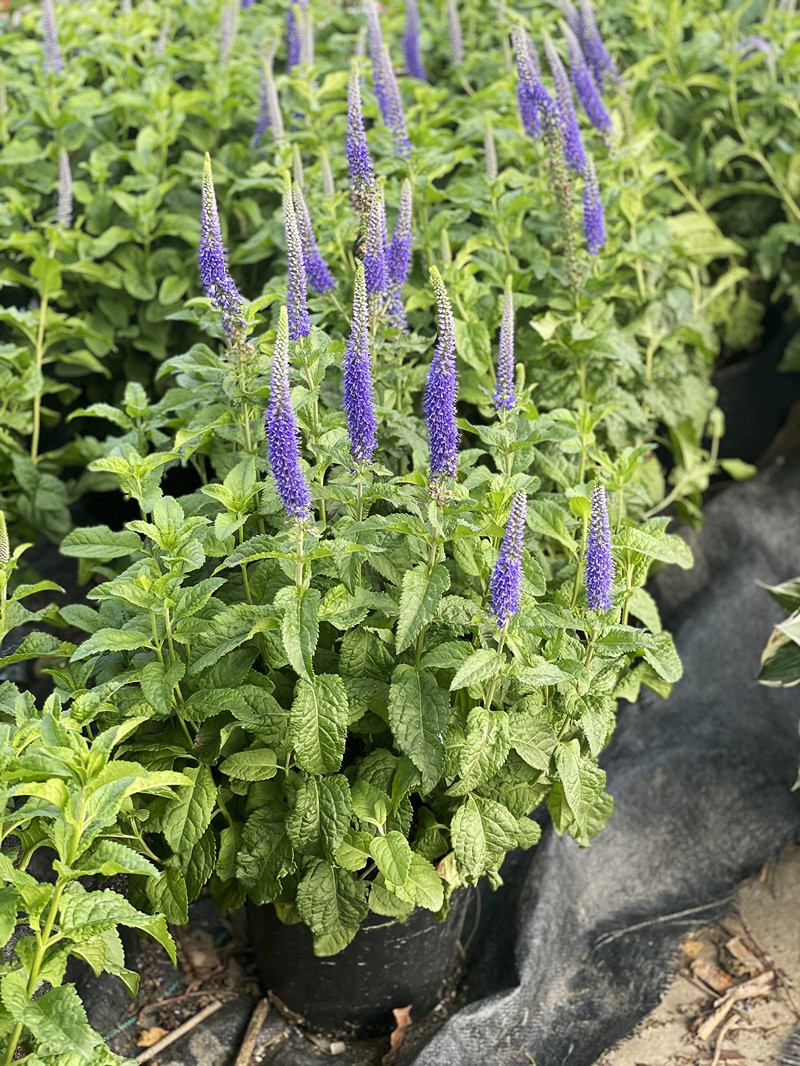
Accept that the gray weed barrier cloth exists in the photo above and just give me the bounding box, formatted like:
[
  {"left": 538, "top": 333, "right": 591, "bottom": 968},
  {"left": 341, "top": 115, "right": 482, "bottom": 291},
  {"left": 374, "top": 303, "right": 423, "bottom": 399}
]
[{"left": 83, "top": 455, "right": 800, "bottom": 1065}]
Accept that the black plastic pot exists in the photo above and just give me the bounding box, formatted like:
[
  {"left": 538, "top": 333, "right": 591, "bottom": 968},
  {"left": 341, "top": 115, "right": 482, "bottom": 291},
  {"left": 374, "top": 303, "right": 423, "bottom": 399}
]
[{"left": 248, "top": 890, "right": 472, "bottom": 1037}]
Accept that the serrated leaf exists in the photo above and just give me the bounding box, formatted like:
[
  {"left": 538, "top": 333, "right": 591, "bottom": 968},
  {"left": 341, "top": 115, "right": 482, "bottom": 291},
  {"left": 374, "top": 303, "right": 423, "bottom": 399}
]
[
  {"left": 287, "top": 774, "right": 352, "bottom": 859},
  {"left": 394, "top": 854, "right": 444, "bottom": 911},
  {"left": 641, "top": 631, "right": 683, "bottom": 683},
  {"left": 451, "top": 795, "right": 519, "bottom": 884},
  {"left": 449, "top": 648, "right": 501, "bottom": 691},
  {"left": 508, "top": 710, "right": 558, "bottom": 771},
  {"left": 296, "top": 860, "right": 368, "bottom": 956},
  {"left": 60, "top": 525, "right": 142, "bottom": 562},
  {"left": 146, "top": 866, "right": 188, "bottom": 925},
  {"left": 279, "top": 587, "right": 320, "bottom": 681},
  {"left": 57, "top": 887, "right": 175, "bottom": 963},
  {"left": 290, "top": 674, "right": 348, "bottom": 774},
  {"left": 395, "top": 564, "right": 450, "bottom": 654},
  {"left": 0, "top": 887, "right": 18, "bottom": 947},
  {"left": 0, "top": 974, "right": 98, "bottom": 1059},
  {"left": 554, "top": 742, "right": 606, "bottom": 831},
  {"left": 72, "top": 628, "right": 152, "bottom": 661},
  {"left": 450, "top": 707, "right": 511, "bottom": 793},
  {"left": 387, "top": 665, "right": 451, "bottom": 793},
  {"left": 370, "top": 830, "right": 413, "bottom": 886},
  {"left": 614, "top": 526, "right": 693, "bottom": 569},
  {"left": 78, "top": 841, "right": 158, "bottom": 879},
  {"left": 350, "top": 779, "right": 390, "bottom": 829},
  {"left": 161, "top": 765, "right": 216, "bottom": 860},
  {"left": 220, "top": 747, "right": 279, "bottom": 781},
  {"left": 140, "top": 659, "right": 185, "bottom": 716},
  {"left": 419, "top": 641, "right": 473, "bottom": 670},
  {"left": 335, "top": 829, "right": 373, "bottom": 871},
  {"left": 237, "top": 807, "right": 296, "bottom": 904}
]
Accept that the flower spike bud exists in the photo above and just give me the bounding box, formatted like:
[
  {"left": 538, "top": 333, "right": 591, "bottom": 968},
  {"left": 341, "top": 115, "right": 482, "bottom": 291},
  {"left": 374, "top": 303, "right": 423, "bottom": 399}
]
[
  {"left": 383, "top": 44, "right": 412, "bottom": 159},
  {"left": 0, "top": 511, "right": 9, "bottom": 566},
  {"left": 511, "top": 24, "right": 555, "bottom": 139},
  {"left": 484, "top": 116, "right": 498, "bottom": 182},
  {"left": 425, "top": 266, "right": 459, "bottom": 496},
  {"left": 266, "top": 306, "right": 312, "bottom": 522},
  {"left": 219, "top": 2, "right": 238, "bottom": 67},
  {"left": 446, "top": 0, "right": 464, "bottom": 67},
  {"left": 199, "top": 154, "right": 246, "bottom": 344},
  {"left": 292, "top": 145, "right": 305, "bottom": 191},
  {"left": 493, "top": 282, "right": 515, "bottom": 412},
  {"left": 366, "top": 2, "right": 411, "bottom": 158},
  {"left": 562, "top": 21, "right": 612, "bottom": 136},
  {"left": 155, "top": 9, "right": 171, "bottom": 55},
  {"left": 343, "top": 264, "right": 378, "bottom": 466},
  {"left": 320, "top": 147, "right": 335, "bottom": 200},
  {"left": 262, "top": 48, "right": 285, "bottom": 146},
  {"left": 300, "top": 4, "right": 314, "bottom": 67},
  {"left": 41, "top": 0, "right": 63, "bottom": 75},
  {"left": 585, "top": 484, "right": 615, "bottom": 610},
  {"left": 292, "top": 181, "right": 336, "bottom": 294},
  {"left": 57, "top": 149, "right": 72, "bottom": 230},
  {"left": 364, "top": 183, "right": 388, "bottom": 302},
  {"left": 578, "top": 0, "right": 618, "bottom": 88},
  {"left": 582, "top": 155, "right": 605, "bottom": 255},
  {"left": 403, "top": 0, "right": 427, "bottom": 81},
  {"left": 346, "top": 59, "right": 374, "bottom": 214},
  {"left": 544, "top": 33, "right": 587, "bottom": 174},
  {"left": 558, "top": 0, "right": 583, "bottom": 39},
  {"left": 283, "top": 173, "right": 310, "bottom": 341},
  {"left": 491, "top": 491, "right": 527, "bottom": 627},
  {"left": 387, "top": 179, "right": 413, "bottom": 331}
]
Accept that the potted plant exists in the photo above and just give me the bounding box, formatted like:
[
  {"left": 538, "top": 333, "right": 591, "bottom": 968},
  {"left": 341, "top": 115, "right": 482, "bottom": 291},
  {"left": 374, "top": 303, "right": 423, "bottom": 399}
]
[{"left": 33, "top": 157, "right": 692, "bottom": 1037}]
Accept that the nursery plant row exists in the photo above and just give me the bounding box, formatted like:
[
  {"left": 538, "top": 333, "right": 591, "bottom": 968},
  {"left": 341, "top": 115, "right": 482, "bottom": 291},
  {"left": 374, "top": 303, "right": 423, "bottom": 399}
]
[{"left": 0, "top": 0, "right": 797, "bottom": 1060}]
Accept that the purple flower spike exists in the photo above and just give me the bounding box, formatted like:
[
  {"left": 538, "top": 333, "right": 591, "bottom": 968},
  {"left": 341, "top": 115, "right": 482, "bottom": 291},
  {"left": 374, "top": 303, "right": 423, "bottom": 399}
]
[
  {"left": 387, "top": 179, "right": 413, "bottom": 331},
  {"left": 343, "top": 264, "right": 378, "bottom": 466},
  {"left": 241, "top": 0, "right": 256, "bottom": 8},
  {"left": 493, "top": 284, "right": 515, "bottom": 412},
  {"left": 253, "top": 66, "right": 272, "bottom": 146},
  {"left": 364, "top": 185, "right": 388, "bottom": 302},
  {"left": 562, "top": 22, "right": 612, "bottom": 136},
  {"left": 511, "top": 25, "right": 555, "bottom": 139},
  {"left": 199, "top": 154, "right": 246, "bottom": 344},
  {"left": 403, "top": 0, "right": 427, "bottom": 81},
  {"left": 582, "top": 155, "right": 604, "bottom": 255},
  {"left": 42, "top": 0, "right": 63, "bottom": 75},
  {"left": 346, "top": 60, "right": 374, "bottom": 214},
  {"left": 491, "top": 491, "right": 527, "bottom": 627},
  {"left": 286, "top": 0, "right": 307, "bottom": 73},
  {"left": 579, "top": 0, "right": 618, "bottom": 88},
  {"left": 558, "top": 0, "right": 583, "bottom": 39},
  {"left": 266, "top": 306, "right": 312, "bottom": 522},
  {"left": 585, "top": 485, "right": 615, "bottom": 610},
  {"left": 425, "top": 267, "right": 459, "bottom": 495},
  {"left": 544, "top": 34, "right": 587, "bottom": 174},
  {"left": 283, "top": 174, "right": 310, "bottom": 341},
  {"left": 57, "top": 149, "right": 72, "bottom": 230},
  {"left": 447, "top": 0, "right": 464, "bottom": 67},
  {"left": 292, "top": 182, "right": 336, "bottom": 294},
  {"left": 366, "top": 1, "right": 411, "bottom": 158}
]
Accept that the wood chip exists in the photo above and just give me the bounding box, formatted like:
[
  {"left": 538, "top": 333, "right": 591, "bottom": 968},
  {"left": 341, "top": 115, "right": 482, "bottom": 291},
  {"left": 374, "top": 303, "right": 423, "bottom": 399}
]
[
  {"left": 683, "top": 938, "right": 705, "bottom": 959},
  {"left": 725, "top": 936, "right": 763, "bottom": 975},
  {"left": 381, "top": 1005, "right": 413, "bottom": 1065},
  {"left": 691, "top": 957, "right": 735, "bottom": 995},
  {"left": 697, "top": 971, "right": 774, "bottom": 1042},
  {"left": 136, "top": 1027, "right": 169, "bottom": 1049}
]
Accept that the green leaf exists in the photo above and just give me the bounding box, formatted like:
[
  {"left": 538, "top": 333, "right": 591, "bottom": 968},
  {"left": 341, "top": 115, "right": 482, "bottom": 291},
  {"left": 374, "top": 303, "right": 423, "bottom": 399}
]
[
  {"left": 0, "top": 887, "right": 18, "bottom": 947},
  {"left": 419, "top": 641, "right": 473, "bottom": 670},
  {"left": 77, "top": 841, "right": 158, "bottom": 879},
  {"left": 395, "top": 854, "right": 444, "bottom": 911},
  {"left": 451, "top": 795, "right": 519, "bottom": 884},
  {"left": 640, "top": 631, "right": 682, "bottom": 683},
  {"left": 146, "top": 866, "right": 189, "bottom": 925},
  {"left": 387, "top": 665, "right": 451, "bottom": 792},
  {"left": 286, "top": 774, "right": 352, "bottom": 859},
  {"left": 220, "top": 747, "right": 280, "bottom": 781},
  {"left": 290, "top": 674, "right": 349, "bottom": 775},
  {"left": 60, "top": 525, "right": 142, "bottom": 562},
  {"left": 614, "top": 526, "right": 693, "bottom": 569},
  {"left": 335, "top": 829, "right": 373, "bottom": 871},
  {"left": 554, "top": 742, "right": 606, "bottom": 831},
  {"left": 279, "top": 587, "right": 320, "bottom": 681},
  {"left": 0, "top": 633, "right": 75, "bottom": 671},
  {"left": 350, "top": 779, "right": 389, "bottom": 829},
  {"left": 161, "top": 766, "right": 216, "bottom": 860},
  {"left": 296, "top": 860, "right": 368, "bottom": 956},
  {"left": 57, "top": 887, "right": 176, "bottom": 963},
  {"left": 0, "top": 974, "right": 98, "bottom": 1059},
  {"left": 140, "top": 659, "right": 185, "bottom": 716},
  {"left": 72, "top": 628, "right": 152, "bottom": 661},
  {"left": 370, "top": 830, "right": 413, "bottom": 886},
  {"left": 237, "top": 807, "right": 296, "bottom": 904},
  {"left": 508, "top": 708, "right": 558, "bottom": 771},
  {"left": 449, "top": 648, "right": 501, "bottom": 691},
  {"left": 450, "top": 707, "right": 511, "bottom": 793},
  {"left": 395, "top": 563, "right": 450, "bottom": 654}
]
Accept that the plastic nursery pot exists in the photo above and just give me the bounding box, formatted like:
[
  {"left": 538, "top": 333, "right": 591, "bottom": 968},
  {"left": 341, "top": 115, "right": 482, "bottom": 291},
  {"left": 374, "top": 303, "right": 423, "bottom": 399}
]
[{"left": 248, "top": 889, "right": 472, "bottom": 1037}]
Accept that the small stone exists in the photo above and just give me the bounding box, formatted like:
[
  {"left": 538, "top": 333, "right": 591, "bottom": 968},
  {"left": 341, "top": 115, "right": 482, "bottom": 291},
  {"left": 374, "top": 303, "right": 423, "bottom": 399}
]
[{"left": 329, "top": 1040, "right": 346, "bottom": 1055}]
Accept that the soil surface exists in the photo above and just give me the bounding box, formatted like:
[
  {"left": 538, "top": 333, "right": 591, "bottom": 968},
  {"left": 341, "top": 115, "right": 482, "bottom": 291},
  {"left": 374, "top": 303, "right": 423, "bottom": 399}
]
[{"left": 595, "top": 843, "right": 800, "bottom": 1066}]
